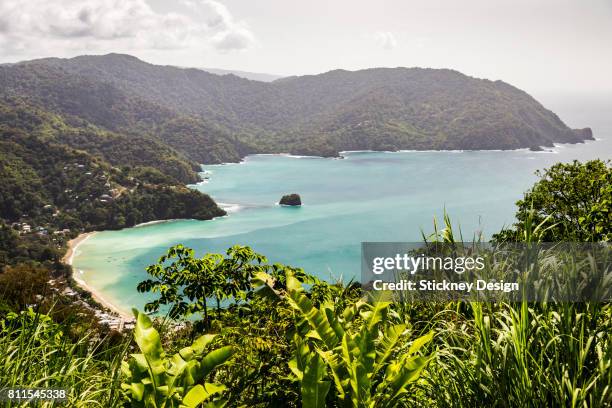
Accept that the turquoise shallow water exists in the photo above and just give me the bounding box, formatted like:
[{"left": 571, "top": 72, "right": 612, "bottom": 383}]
[{"left": 73, "top": 96, "right": 612, "bottom": 314}]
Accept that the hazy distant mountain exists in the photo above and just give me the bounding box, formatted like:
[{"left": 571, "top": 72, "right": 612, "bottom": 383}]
[
  {"left": 200, "top": 67, "right": 284, "bottom": 82},
  {"left": 0, "top": 53, "right": 593, "bottom": 168}
]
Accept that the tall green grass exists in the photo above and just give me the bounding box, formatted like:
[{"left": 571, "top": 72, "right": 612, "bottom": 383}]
[
  {"left": 0, "top": 309, "right": 129, "bottom": 407},
  {"left": 415, "top": 213, "right": 612, "bottom": 407}
]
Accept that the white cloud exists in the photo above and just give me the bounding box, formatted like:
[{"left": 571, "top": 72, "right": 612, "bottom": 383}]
[
  {"left": 212, "top": 29, "right": 255, "bottom": 52},
  {"left": 373, "top": 31, "right": 398, "bottom": 50},
  {"left": 184, "top": 0, "right": 256, "bottom": 52},
  {"left": 0, "top": 0, "right": 255, "bottom": 57}
]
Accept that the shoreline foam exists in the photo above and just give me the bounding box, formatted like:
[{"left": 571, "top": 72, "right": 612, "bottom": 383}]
[
  {"left": 204, "top": 138, "right": 602, "bottom": 166},
  {"left": 218, "top": 202, "right": 242, "bottom": 213}
]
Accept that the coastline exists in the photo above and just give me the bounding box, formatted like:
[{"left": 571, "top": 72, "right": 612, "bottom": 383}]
[
  {"left": 62, "top": 231, "right": 95, "bottom": 265},
  {"left": 61, "top": 137, "right": 603, "bottom": 322},
  {"left": 203, "top": 137, "right": 601, "bottom": 167},
  {"left": 62, "top": 215, "right": 232, "bottom": 320},
  {"left": 134, "top": 219, "right": 176, "bottom": 228},
  {"left": 63, "top": 232, "right": 133, "bottom": 320}
]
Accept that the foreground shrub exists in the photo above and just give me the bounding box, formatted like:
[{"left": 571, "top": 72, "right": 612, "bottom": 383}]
[
  {"left": 121, "top": 310, "right": 234, "bottom": 407},
  {"left": 255, "top": 271, "right": 435, "bottom": 407},
  {"left": 495, "top": 159, "right": 611, "bottom": 241}
]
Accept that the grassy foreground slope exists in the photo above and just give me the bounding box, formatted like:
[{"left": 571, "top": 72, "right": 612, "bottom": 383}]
[{"left": 0, "top": 160, "right": 610, "bottom": 407}]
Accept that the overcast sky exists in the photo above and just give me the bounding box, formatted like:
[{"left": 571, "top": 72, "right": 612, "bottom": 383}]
[{"left": 1, "top": 0, "right": 611, "bottom": 95}]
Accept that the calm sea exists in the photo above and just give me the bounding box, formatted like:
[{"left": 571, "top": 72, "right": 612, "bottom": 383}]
[{"left": 73, "top": 94, "right": 612, "bottom": 314}]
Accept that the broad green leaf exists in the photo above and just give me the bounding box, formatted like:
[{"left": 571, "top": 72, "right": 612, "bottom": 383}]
[
  {"left": 316, "top": 349, "right": 346, "bottom": 400},
  {"left": 375, "top": 324, "right": 406, "bottom": 372},
  {"left": 288, "top": 358, "right": 302, "bottom": 380},
  {"left": 133, "top": 310, "right": 166, "bottom": 390},
  {"left": 197, "top": 346, "right": 234, "bottom": 382},
  {"left": 306, "top": 329, "right": 323, "bottom": 341},
  {"left": 324, "top": 307, "right": 345, "bottom": 340},
  {"left": 121, "top": 361, "right": 132, "bottom": 378},
  {"left": 286, "top": 275, "right": 339, "bottom": 349},
  {"left": 130, "top": 382, "right": 145, "bottom": 401},
  {"left": 341, "top": 300, "right": 366, "bottom": 323},
  {"left": 189, "top": 334, "right": 217, "bottom": 355},
  {"left": 290, "top": 334, "right": 310, "bottom": 380},
  {"left": 301, "top": 353, "right": 331, "bottom": 408},
  {"left": 251, "top": 270, "right": 273, "bottom": 288},
  {"left": 133, "top": 310, "right": 164, "bottom": 362},
  {"left": 407, "top": 331, "right": 434, "bottom": 356},
  {"left": 362, "top": 301, "right": 389, "bottom": 333},
  {"left": 129, "top": 354, "right": 150, "bottom": 374},
  {"left": 156, "top": 385, "right": 169, "bottom": 396},
  {"left": 386, "top": 356, "right": 430, "bottom": 400},
  {"left": 182, "top": 383, "right": 226, "bottom": 407}
]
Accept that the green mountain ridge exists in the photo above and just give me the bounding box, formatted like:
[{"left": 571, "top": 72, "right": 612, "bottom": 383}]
[
  {"left": 0, "top": 59, "right": 246, "bottom": 177},
  {"left": 1, "top": 53, "right": 593, "bottom": 167}
]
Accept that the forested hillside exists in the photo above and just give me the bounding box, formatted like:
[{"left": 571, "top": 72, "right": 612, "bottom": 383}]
[
  {"left": 0, "top": 59, "right": 247, "bottom": 169},
  {"left": 0, "top": 126, "right": 225, "bottom": 269},
  {"left": 0, "top": 53, "right": 595, "bottom": 270},
  {"left": 1, "top": 54, "right": 593, "bottom": 163},
  {"left": 0, "top": 97, "right": 202, "bottom": 184}
]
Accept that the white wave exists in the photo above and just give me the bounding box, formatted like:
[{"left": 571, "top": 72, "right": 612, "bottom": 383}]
[
  {"left": 251, "top": 153, "right": 322, "bottom": 159},
  {"left": 134, "top": 219, "right": 175, "bottom": 228},
  {"left": 339, "top": 149, "right": 378, "bottom": 154},
  {"left": 284, "top": 154, "right": 319, "bottom": 159},
  {"left": 530, "top": 148, "right": 559, "bottom": 154},
  {"left": 206, "top": 160, "right": 246, "bottom": 166},
  {"left": 218, "top": 202, "right": 243, "bottom": 213}
]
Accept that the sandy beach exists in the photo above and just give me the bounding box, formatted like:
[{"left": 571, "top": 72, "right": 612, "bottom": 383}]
[
  {"left": 63, "top": 232, "right": 133, "bottom": 320},
  {"left": 62, "top": 232, "right": 95, "bottom": 265}
]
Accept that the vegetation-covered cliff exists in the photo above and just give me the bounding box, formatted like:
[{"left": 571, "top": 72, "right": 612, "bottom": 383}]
[
  {"left": 1, "top": 54, "right": 593, "bottom": 163},
  {"left": 0, "top": 126, "right": 225, "bottom": 269}
]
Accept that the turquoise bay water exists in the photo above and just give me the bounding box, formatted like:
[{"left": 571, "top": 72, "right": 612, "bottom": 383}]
[{"left": 73, "top": 96, "right": 612, "bottom": 314}]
